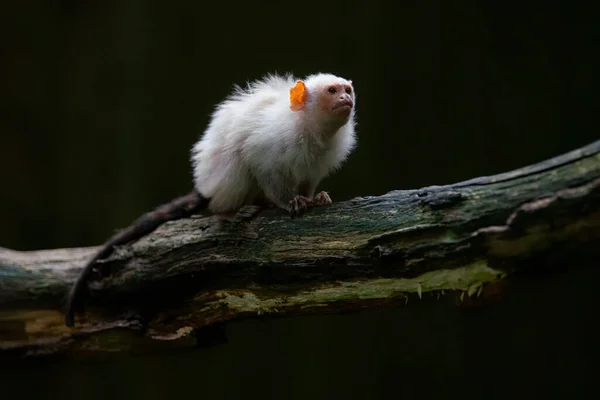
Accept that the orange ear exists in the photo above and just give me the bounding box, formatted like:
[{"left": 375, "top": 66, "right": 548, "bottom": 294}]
[{"left": 289, "top": 80, "right": 307, "bottom": 111}]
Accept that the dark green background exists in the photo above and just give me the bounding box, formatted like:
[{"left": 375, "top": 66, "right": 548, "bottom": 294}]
[{"left": 1, "top": 0, "right": 597, "bottom": 398}]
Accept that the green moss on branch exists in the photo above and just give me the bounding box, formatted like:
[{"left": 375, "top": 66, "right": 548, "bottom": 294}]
[{"left": 1, "top": 140, "right": 600, "bottom": 359}]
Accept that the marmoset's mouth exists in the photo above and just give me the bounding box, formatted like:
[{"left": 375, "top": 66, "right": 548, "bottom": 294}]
[{"left": 333, "top": 99, "right": 353, "bottom": 111}]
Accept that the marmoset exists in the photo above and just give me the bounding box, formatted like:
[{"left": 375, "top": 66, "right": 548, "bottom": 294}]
[{"left": 64, "top": 72, "right": 357, "bottom": 327}]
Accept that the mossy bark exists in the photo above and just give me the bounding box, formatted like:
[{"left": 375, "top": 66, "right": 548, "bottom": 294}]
[{"left": 1, "top": 140, "right": 600, "bottom": 359}]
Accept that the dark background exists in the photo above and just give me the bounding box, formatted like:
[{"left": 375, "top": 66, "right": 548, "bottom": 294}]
[{"left": 1, "top": 0, "right": 598, "bottom": 398}]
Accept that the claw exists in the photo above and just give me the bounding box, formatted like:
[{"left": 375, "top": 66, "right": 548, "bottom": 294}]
[
  {"left": 313, "top": 191, "right": 332, "bottom": 206},
  {"left": 289, "top": 195, "right": 312, "bottom": 218}
]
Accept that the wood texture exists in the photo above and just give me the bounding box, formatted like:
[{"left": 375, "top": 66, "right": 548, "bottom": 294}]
[{"left": 1, "top": 140, "right": 600, "bottom": 359}]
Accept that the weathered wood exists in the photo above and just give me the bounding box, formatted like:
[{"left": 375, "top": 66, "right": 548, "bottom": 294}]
[{"left": 1, "top": 140, "right": 600, "bottom": 359}]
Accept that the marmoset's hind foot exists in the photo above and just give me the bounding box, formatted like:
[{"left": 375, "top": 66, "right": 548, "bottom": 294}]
[
  {"left": 218, "top": 205, "right": 265, "bottom": 223},
  {"left": 313, "top": 191, "right": 332, "bottom": 206},
  {"left": 289, "top": 195, "right": 312, "bottom": 218}
]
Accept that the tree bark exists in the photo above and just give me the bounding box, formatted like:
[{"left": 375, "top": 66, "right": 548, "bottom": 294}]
[{"left": 2, "top": 140, "right": 600, "bottom": 359}]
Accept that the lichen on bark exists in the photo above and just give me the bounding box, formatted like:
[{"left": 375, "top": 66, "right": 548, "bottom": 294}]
[{"left": 1, "top": 140, "right": 600, "bottom": 359}]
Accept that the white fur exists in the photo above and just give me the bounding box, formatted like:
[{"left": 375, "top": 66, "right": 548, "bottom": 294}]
[{"left": 191, "top": 72, "right": 357, "bottom": 213}]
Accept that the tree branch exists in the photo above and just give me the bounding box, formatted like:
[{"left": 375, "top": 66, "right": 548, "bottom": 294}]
[{"left": 2, "top": 140, "right": 600, "bottom": 359}]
